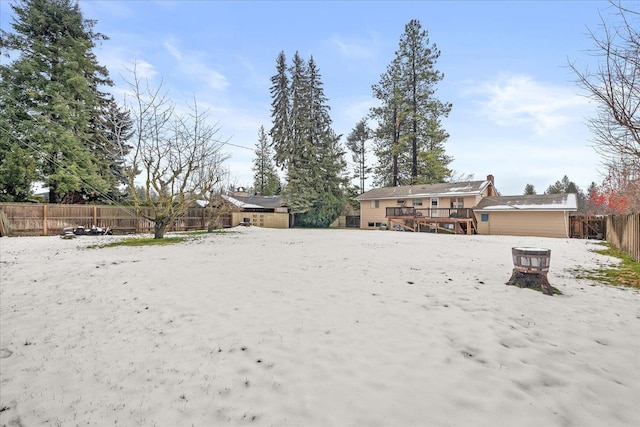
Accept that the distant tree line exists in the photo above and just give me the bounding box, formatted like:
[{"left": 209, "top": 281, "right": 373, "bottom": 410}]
[
  {"left": 522, "top": 174, "right": 630, "bottom": 215},
  {"left": 13, "top": 0, "right": 632, "bottom": 235},
  {"left": 1, "top": 0, "right": 457, "bottom": 229},
  {"left": 254, "top": 18, "right": 455, "bottom": 226}
]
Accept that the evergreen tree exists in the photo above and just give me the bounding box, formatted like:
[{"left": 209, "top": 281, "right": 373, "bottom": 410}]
[
  {"left": 346, "top": 118, "right": 371, "bottom": 194},
  {"left": 296, "top": 128, "right": 347, "bottom": 227},
  {"left": 269, "top": 51, "right": 290, "bottom": 170},
  {"left": 252, "top": 125, "right": 280, "bottom": 196},
  {"left": 0, "top": 85, "right": 38, "bottom": 201},
  {"left": 371, "top": 19, "right": 452, "bottom": 186},
  {"left": 523, "top": 183, "right": 537, "bottom": 195},
  {"left": 284, "top": 51, "right": 315, "bottom": 213},
  {"left": 545, "top": 175, "right": 586, "bottom": 211},
  {"left": 0, "top": 0, "right": 113, "bottom": 203},
  {"left": 89, "top": 96, "right": 134, "bottom": 202},
  {"left": 371, "top": 58, "right": 407, "bottom": 187},
  {"left": 268, "top": 52, "right": 347, "bottom": 226}
]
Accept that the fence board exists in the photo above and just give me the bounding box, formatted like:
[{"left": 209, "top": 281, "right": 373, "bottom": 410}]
[
  {"left": 606, "top": 214, "right": 640, "bottom": 262},
  {"left": 0, "top": 203, "right": 220, "bottom": 236}
]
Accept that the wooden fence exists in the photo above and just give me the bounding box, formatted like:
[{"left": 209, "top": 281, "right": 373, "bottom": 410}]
[
  {"left": 0, "top": 202, "right": 230, "bottom": 236},
  {"left": 606, "top": 214, "right": 640, "bottom": 262}
]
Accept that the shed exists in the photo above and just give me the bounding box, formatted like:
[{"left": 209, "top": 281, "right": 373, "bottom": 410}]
[
  {"left": 473, "top": 194, "right": 578, "bottom": 238},
  {"left": 221, "top": 195, "right": 290, "bottom": 228}
]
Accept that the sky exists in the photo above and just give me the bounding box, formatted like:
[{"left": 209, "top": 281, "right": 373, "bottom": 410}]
[{"left": 0, "top": 0, "right": 627, "bottom": 196}]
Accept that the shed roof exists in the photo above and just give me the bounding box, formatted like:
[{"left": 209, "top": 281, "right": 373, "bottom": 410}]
[
  {"left": 474, "top": 194, "right": 578, "bottom": 211},
  {"left": 355, "top": 180, "right": 491, "bottom": 201},
  {"left": 222, "top": 195, "right": 286, "bottom": 210}
]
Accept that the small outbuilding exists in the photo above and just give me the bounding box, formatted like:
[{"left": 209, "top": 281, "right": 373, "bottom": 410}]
[
  {"left": 473, "top": 194, "right": 578, "bottom": 238},
  {"left": 221, "top": 194, "right": 290, "bottom": 228}
]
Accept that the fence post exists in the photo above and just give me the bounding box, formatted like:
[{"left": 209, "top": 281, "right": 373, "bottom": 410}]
[
  {"left": 43, "top": 204, "right": 47, "bottom": 236},
  {"left": 93, "top": 205, "right": 97, "bottom": 226}
]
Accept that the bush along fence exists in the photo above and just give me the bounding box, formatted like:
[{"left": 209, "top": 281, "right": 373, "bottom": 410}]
[
  {"left": 606, "top": 214, "right": 640, "bottom": 262},
  {"left": 0, "top": 202, "right": 229, "bottom": 237}
]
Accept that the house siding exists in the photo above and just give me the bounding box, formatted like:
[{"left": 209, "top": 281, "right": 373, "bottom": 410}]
[
  {"left": 474, "top": 211, "right": 570, "bottom": 238},
  {"left": 231, "top": 212, "right": 289, "bottom": 228},
  {"left": 360, "top": 199, "right": 396, "bottom": 229},
  {"left": 359, "top": 194, "right": 486, "bottom": 229}
]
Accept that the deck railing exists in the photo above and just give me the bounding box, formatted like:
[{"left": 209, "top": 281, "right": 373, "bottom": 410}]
[{"left": 386, "top": 207, "right": 473, "bottom": 219}]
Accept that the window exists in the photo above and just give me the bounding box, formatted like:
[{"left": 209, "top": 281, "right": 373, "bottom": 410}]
[
  {"left": 481, "top": 213, "right": 489, "bottom": 222},
  {"left": 412, "top": 199, "right": 423, "bottom": 206},
  {"left": 450, "top": 197, "right": 464, "bottom": 208},
  {"left": 370, "top": 200, "right": 379, "bottom": 208},
  {"left": 431, "top": 198, "right": 438, "bottom": 207},
  {"left": 397, "top": 199, "right": 405, "bottom": 205}
]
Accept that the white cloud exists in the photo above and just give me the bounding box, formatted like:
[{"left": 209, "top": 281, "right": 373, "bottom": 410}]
[
  {"left": 163, "top": 40, "right": 182, "bottom": 61},
  {"left": 462, "top": 74, "right": 591, "bottom": 135},
  {"left": 162, "top": 39, "right": 229, "bottom": 91},
  {"left": 328, "top": 34, "right": 377, "bottom": 60},
  {"left": 131, "top": 59, "right": 157, "bottom": 80}
]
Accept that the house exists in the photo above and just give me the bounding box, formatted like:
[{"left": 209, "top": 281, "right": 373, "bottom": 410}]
[
  {"left": 473, "top": 193, "right": 578, "bottom": 238},
  {"left": 355, "top": 175, "right": 497, "bottom": 233},
  {"left": 220, "top": 194, "right": 290, "bottom": 228}
]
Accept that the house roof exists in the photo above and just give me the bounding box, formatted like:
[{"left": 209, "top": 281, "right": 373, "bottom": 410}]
[
  {"left": 355, "top": 180, "right": 492, "bottom": 201},
  {"left": 474, "top": 194, "right": 578, "bottom": 211},
  {"left": 222, "top": 195, "right": 286, "bottom": 209}
]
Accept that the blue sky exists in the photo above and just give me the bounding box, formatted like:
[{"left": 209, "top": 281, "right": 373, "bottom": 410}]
[{"left": 0, "top": 0, "right": 622, "bottom": 195}]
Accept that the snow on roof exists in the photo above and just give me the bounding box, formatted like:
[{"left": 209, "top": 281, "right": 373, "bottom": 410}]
[
  {"left": 222, "top": 195, "right": 264, "bottom": 209},
  {"left": 475, "top": 194, "right": 577, "bottom": 211},
  {"left": 355, "top": 180, "right": 491, "bottom": 201}
]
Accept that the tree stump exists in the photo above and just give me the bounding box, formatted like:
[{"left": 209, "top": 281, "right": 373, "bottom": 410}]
[{"left": 506, "top": 268, "right": 554, "bottom": 296}]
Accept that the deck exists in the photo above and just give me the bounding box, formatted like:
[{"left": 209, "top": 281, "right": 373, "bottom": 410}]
[{"left": 385, "top": 207, "right": 476, "bottom": 234}]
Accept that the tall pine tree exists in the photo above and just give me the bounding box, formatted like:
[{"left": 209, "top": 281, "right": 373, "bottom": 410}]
[
  {"left": 371, "top": 19, "right": 452, "bottom": 186},
  {"left": 269, "top": 51, "right": 291, "bottom": 170},
  {"left": 0, "top": 0, "right": 114, "bottom": 203},
  {"left": 371, "top": 58, "right": 407, "bottom": 187}
]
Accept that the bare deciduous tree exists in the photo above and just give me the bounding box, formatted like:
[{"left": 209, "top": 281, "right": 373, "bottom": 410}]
[
  {"left": 125, "top": 65, "right": 229, "bottom": 238},
  {"left": 570, "top": 1, "right": 639, "bottom": 212}
]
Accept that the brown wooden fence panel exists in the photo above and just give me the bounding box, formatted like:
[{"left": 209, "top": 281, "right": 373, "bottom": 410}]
[
  {"left": 0, "top": 203, "right": 45, "bottom": 235},
  {"left": 0, "top": 203, "right": 215, "bottom": 236},
  {"left": 606, "top": 214, "right": 640, "bottom": 262},
  {"left": 45, "top": 205, "right": 94, "bottom": 235},
  {"left": 95, "top": 205, "right": 139, "bottom": 233}
]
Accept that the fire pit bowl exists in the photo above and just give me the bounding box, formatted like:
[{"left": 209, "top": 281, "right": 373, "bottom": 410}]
[{"left": 511, "top": 247, "right": 551, "bottom": 274}]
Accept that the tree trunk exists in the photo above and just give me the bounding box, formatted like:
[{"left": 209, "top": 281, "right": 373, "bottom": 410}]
[
  {"left": 154, "top": 220, "right": 168, "bottom": 239},
  {"left": 393, "top": 107, "right": 399, "bottom": 187},
  {"left": 392, "top": 154, "right": 398, "bottom": 187},
  {"left": 506, "top": 269, "right": 554, "bottom": 296},
  {"left": 49, "top": 185, "right": 59, "bottom": 204},
  {"left": 360, "top": 156, "right": 365, "bottom": 194}
]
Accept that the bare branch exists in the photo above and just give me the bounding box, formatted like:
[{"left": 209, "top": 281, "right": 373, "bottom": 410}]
[{"left": 122, "top": 66, "right": 230, "bottom": 237}]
